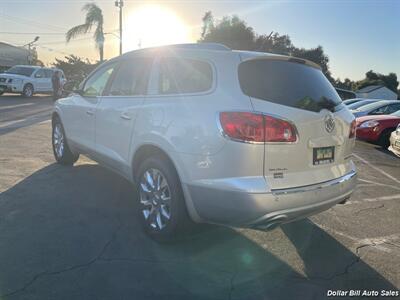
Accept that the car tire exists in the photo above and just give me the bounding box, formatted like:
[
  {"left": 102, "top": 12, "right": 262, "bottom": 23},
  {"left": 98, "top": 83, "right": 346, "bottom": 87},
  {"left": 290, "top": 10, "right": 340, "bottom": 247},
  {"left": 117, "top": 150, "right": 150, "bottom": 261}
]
[
  {"left": 52, "top": 117, "right": 79, "bottom": 165},
  {"left": 136, "top": 156, "right": 193, "bottom": 242},
  {"left": 378, "top": 129, "right": 394, "bottom": 148},
  {"left": 22, "top": 84, "right": 34, "bottom": 97}
]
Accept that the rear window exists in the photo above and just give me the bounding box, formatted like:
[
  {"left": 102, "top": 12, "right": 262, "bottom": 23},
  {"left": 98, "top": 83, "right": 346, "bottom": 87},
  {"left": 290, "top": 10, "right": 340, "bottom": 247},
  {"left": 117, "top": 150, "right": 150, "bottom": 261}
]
[
  {"left": 158, "top": 58, "right": 213, "bottom": 94},
  {"left": 238, "top": 59, "right": 343, "bottom": 112}
]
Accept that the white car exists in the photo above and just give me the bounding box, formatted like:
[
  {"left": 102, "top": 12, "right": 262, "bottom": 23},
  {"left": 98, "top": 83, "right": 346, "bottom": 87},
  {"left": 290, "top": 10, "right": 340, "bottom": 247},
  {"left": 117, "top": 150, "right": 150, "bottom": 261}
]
[
  {"left": 52, "top": 43, "right": 357, "bottom": 242},
  {"left": 0, "top": 65, "right": 66, "bottom": 97}
]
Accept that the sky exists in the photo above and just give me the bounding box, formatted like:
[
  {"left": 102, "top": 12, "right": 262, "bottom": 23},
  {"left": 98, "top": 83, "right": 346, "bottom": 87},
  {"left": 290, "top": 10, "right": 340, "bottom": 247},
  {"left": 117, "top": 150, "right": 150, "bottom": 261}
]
[{"left": 0, "top": 0, "right": 399, "bottom": 81}]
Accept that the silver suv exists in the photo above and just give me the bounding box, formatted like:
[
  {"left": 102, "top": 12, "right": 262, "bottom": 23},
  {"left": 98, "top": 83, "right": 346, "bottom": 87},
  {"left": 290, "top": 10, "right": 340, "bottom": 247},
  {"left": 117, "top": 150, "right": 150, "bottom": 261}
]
[
  {"left": 52, "top": 43, "right": 357, "bottom": 241},
  {"left": 0, "top": 65, "right": 65, "bottom": 97}
]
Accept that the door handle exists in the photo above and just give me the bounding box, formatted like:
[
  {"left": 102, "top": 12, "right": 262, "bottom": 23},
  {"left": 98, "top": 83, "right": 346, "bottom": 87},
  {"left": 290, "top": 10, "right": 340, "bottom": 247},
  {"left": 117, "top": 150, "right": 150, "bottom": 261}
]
[
  {"left": 120, "top": 112, "right": 132, "bottom": 120},
  {"left": 86, "top": 110, "right": 94, "bottom": 116}
]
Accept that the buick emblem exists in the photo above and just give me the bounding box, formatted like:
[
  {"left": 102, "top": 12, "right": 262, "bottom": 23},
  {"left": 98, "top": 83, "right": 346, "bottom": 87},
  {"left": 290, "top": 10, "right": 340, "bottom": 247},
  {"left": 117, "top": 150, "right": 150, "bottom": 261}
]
[{"left": 324, "top": 114, "right": 335, "bottom": 133}]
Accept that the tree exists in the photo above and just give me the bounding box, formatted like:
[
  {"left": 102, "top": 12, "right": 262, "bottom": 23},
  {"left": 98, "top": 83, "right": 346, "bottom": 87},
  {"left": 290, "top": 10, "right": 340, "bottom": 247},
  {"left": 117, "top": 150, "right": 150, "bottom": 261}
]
[
  {"left": 199, "top": 15, "right": 255, "bottom": 50},
  {"left": 199, "top": 12, "right": 334, "bottom": 82},
  {"left": 53, "top": 55, "right": 100, "bottom": 85},
  {"left": 355, "top": 70, "right": 399, "bottom": 93},
  {"left": 201, "top": 11, "right": 214, "bottom": 39},
  {"left": 291, "top": 46, "right": 334, "bottom": 82},
  {"left": 66, "top": 3, "right": 105, "bottom": 61}
]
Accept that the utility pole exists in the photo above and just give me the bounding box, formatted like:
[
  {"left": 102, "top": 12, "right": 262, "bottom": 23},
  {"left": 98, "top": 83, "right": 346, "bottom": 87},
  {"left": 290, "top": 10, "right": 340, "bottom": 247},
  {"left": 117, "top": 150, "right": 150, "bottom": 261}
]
[{"left": 115, "top": 0, "right": 124, "bottom": 55}]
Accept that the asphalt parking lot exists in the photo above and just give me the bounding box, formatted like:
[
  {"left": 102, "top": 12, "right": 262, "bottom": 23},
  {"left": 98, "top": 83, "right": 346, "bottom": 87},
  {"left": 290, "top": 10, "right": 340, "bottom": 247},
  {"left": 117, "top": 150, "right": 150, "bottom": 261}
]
[{"left": 0, "top": 94, "right": 399, "bottom": 300}]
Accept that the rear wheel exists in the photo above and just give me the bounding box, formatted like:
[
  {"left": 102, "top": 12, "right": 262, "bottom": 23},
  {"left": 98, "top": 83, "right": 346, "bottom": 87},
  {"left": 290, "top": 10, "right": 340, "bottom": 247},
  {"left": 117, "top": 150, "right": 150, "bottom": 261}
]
[
  {"left": 136, "top": 156, "right": 192, "bottom": 242},
  {"left": 52, "top": 117, "right": 79, "bottom": 165},
  {"left": 378, "top": 129, "right": 394, "bottom": 148},
  {"left": 22, "top": 84, "right": 33, "bottom": 97}
]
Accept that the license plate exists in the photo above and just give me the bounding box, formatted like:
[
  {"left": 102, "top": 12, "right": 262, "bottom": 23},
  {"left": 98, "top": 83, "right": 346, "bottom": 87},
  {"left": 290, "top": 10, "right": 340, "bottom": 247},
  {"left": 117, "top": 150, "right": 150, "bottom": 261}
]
[{"left": 313, "top": 146, "right": 335, "bottom": 165}]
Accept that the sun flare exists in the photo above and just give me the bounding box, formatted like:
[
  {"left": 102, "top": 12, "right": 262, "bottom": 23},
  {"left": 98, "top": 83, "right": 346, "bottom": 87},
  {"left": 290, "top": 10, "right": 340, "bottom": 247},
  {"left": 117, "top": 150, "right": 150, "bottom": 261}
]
[{"left": 124, "top": 5, "right": 190, "bottom": 51}]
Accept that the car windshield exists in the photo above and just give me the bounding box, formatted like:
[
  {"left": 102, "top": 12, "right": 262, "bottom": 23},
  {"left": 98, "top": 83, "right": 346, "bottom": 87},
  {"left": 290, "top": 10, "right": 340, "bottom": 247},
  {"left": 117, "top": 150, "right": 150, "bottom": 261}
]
[
  {"left": 5, "top": 66, "right": 35, "bottom": 77},
  {"left": 347, "top": 100, "right": 378, "bottom": 110},
  {"left": 238, "top": 59, "right": 343, "bottom": 112},
  {"left": 356, "top": 101, "right": 390, "bottom": 112}
]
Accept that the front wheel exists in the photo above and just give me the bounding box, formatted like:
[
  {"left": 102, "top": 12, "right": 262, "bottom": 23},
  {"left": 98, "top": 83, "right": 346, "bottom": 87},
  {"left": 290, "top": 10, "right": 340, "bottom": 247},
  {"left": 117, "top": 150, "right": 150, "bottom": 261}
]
[
  {"left": 136, "top": 156, "right": 192, "bottom": 242},
  {"left": 22, "top": 84, "right": 34, "bottom": 97},
  {"left": 52, "top": 118, "right": 79, "bottom": 165}
]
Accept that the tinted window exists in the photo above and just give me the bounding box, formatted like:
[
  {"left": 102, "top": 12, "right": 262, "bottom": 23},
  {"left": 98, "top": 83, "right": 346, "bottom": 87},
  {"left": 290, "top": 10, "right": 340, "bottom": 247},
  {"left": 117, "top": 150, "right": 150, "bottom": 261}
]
[
  {"left": 108, "top": 58, "right": 152, "bottom": 96},
  {"left": 158, "top": 58, "right": 212, "bottom": 94},
  {"left": 387, "top": 103, "right": 400, "bottom": 114},
  {"left": 357, "top": 101, "right": 390, "bottom": 112},
  {"left": 44, "top": 70, "right": 53, "bottom": 78},
  {"left": 5, "top": 66, "right": 35, "bottom": 77},
  {"left": 34, "top": 69, "right": 45, "bottom": 78},
  {"left": 83, "top": 63, "right": 116, "bottom": 97},
  {"left": 238, "top": 59, "right": 343, "bottom": 112},
  {"left": 347, "top": 100, "right": 377, "bottom": 110}
]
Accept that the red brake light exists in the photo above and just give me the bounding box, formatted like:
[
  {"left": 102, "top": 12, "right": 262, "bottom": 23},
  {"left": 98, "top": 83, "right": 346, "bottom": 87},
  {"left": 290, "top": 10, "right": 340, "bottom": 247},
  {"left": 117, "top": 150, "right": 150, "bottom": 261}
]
[
  {"left": 349, "top": 120, "right": 356, "bottom": 138},
  {"left": 264, "top": 115, "right": 297, "bottom": 142},
  {"left": 219, "top": 112, "right": 264, "bottom": 142},
  {"left": 219, "top": 112, "right": 297, "bottom": 143}
]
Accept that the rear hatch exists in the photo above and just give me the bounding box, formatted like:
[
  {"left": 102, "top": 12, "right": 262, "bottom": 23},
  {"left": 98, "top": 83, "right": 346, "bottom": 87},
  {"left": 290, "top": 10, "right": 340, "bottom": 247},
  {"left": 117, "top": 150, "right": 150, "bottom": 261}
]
[{"left": 238, "top": 56, "right": 355, "bottom": 189}]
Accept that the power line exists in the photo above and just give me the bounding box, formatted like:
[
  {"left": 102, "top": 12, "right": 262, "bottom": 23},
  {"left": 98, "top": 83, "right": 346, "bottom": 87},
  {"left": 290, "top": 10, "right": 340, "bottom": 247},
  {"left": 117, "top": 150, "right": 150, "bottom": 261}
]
[
  {"left": 0, "top": 32, "right": 66, "bottom": 35},
  {"left": 0, "top": 12, "right": 67, "bottom": 32}
]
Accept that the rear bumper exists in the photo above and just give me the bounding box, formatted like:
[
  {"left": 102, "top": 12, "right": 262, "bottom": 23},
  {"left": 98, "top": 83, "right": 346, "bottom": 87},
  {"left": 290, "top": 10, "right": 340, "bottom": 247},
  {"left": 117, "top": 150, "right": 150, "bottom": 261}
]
[
  {"left": 389, "top": 131, "right": 400, "bottom": 157},
  {"left": 186, "top": 170, "right": 357, "bottom": 228}
]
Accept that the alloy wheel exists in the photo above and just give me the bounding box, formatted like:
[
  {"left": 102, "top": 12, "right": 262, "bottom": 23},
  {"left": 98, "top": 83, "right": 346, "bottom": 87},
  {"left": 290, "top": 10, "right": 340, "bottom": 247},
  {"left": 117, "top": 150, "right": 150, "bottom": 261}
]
[
  {"left": 53, "top": 123, "right": 64, "bottom": 158},
  {"left": 139, "top": 168, "right": 171, "bottom": 230}
]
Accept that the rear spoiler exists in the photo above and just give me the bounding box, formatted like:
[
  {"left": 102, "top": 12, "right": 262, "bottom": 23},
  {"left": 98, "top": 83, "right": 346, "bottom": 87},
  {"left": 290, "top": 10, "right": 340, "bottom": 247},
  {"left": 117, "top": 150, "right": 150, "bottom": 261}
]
[{"left": 242, "top": 54, "right": 322, "bottom": 70}]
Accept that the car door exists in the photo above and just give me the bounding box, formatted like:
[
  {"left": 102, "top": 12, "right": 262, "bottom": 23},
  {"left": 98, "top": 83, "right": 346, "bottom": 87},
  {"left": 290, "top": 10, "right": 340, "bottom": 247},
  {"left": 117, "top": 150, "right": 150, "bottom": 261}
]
[
  {"left": 33, "top": 69, "right": 46, "bottom": 91},
  {"left": 95, "top": 57, "right": 153, "bottom": 176},
  {"left": 43, "top": 69, "right": 54, "bottom": 91},
  {"left": 63, "top": 62, "right": 117, "bottom": 153}
]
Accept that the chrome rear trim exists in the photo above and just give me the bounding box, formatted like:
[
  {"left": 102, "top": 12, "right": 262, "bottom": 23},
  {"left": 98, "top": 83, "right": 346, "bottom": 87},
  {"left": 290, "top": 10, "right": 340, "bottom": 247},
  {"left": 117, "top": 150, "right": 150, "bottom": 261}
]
[{"left": 271, "top": 170, "right": 357, "bottom": 196}]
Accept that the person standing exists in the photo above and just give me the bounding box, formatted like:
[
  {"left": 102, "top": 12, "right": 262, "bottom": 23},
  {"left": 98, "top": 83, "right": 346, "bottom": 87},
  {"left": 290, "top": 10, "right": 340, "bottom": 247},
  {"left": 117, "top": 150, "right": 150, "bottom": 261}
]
[{"left": 52, "top": 70, "right": 61, "bottom": 101}]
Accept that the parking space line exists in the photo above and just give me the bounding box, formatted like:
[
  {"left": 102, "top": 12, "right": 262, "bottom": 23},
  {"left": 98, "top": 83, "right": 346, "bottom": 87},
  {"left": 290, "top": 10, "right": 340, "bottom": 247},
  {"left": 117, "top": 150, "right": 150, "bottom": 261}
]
[
  {"left": 346, "top": 194, "right": 400, "bottom": 205},
  {"left": 315, "top": 222, "right": 400, "bottom": 253},
  {"left": 358, "top": 178, "right": 400, "bottom": 191},
  {"left": 353, "top": 153, "right": 400, "bottom": 185},
  {"left": 0, "top": 103, "right": 35, "bottom": 111}
]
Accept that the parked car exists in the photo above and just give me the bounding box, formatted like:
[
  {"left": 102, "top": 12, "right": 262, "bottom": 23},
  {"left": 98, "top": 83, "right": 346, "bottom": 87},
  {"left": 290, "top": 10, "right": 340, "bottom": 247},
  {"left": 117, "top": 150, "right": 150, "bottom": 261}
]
[
  {"left": 351, "top": 100, "right": 400, "bottom": 118},
  {"left": 347, "top": 99, "right": 381, "bottom": 110},
  {"left": 389, "top": 124, "right": 400, "bottom": 157},
  {"left": 52, "top": 43, "right": 357, "bottom": 241},
  {"left": 0, "top": 65, "right": 66, "bottom": 97},
  {"left": 356, "top": 110, "right": 400, "bottom": 147},
  {"left": 343, "top": 98, "right": 366, "bottom": 106}
]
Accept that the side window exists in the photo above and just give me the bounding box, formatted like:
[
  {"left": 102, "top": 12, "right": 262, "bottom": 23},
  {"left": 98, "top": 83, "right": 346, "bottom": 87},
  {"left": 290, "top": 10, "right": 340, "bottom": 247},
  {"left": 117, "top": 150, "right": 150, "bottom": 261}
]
[
  {"left": 370, "top": 105, "right": 388, "bottom": 115},
  {"left": 387, "top": 104, "right": 400, "bottom": 114},
  {"left": 158, "top": 58, "right": 213, "bottom": 94},
  {"left": 44, "top": 70, "right": 53, "bottom": 78},
  {"left": 83, "top": 63, "right": 116, "bottom": 97},
  {"left": 34, "top": 69, "right": 45, "bottom": 78},
  {"left": 108, "top": 58, "right": 153, "bottom": 96}
]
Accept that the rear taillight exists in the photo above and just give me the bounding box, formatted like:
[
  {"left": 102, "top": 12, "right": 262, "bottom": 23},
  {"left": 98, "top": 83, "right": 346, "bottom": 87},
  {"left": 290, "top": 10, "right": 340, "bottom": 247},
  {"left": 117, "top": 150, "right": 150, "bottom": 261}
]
[
  {"left": 349, "top": 120, "right": 356, "bottom": 138},
  {"left": 219, "top": 112, "right": 297, "bottom": 143}
]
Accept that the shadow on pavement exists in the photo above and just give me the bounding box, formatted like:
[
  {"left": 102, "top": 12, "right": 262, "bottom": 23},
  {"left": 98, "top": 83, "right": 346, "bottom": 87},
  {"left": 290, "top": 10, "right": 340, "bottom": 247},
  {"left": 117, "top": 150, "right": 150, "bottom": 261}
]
[{"left": 0, "top": 163, "right": 396, "bottom": 299}]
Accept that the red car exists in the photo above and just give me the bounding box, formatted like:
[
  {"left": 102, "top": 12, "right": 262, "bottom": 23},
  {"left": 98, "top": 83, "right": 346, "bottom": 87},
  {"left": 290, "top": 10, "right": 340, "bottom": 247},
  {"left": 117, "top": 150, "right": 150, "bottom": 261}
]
[{"left": 356, "top": 110, "right": 400, "bottom": 147}]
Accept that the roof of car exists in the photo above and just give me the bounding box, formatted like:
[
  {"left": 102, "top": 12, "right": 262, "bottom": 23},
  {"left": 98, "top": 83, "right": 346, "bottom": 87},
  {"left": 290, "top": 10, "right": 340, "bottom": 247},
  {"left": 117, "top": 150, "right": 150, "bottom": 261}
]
[{"left": 119, "top": 43, "right": 321, "bottom": 70}]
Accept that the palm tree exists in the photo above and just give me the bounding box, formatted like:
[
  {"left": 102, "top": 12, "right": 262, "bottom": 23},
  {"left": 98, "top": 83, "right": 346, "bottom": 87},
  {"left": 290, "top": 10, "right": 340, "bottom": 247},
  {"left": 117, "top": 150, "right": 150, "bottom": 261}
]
[{"left": 66, "top": 3, "right": 105, "bottom": 61}]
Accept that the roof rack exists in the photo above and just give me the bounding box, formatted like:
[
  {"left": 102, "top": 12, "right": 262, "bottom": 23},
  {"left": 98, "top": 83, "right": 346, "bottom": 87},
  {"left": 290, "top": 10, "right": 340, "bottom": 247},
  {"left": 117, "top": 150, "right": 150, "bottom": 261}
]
[{"left": 162, "top": 43, "right": 231, "bottom": 51}]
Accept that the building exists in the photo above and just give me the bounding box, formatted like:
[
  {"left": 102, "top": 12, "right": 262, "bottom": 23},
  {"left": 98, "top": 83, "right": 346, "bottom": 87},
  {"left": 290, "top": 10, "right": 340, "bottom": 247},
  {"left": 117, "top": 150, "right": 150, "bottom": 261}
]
[
  {"left": 0, "top": 42, "right": 31, "bottom": 71},
  {"left": 356, "top": 85, "right": 398, "bottom": 100},
  {"left": 335, "top": 87, "right": 357, "bottom": 100}
]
